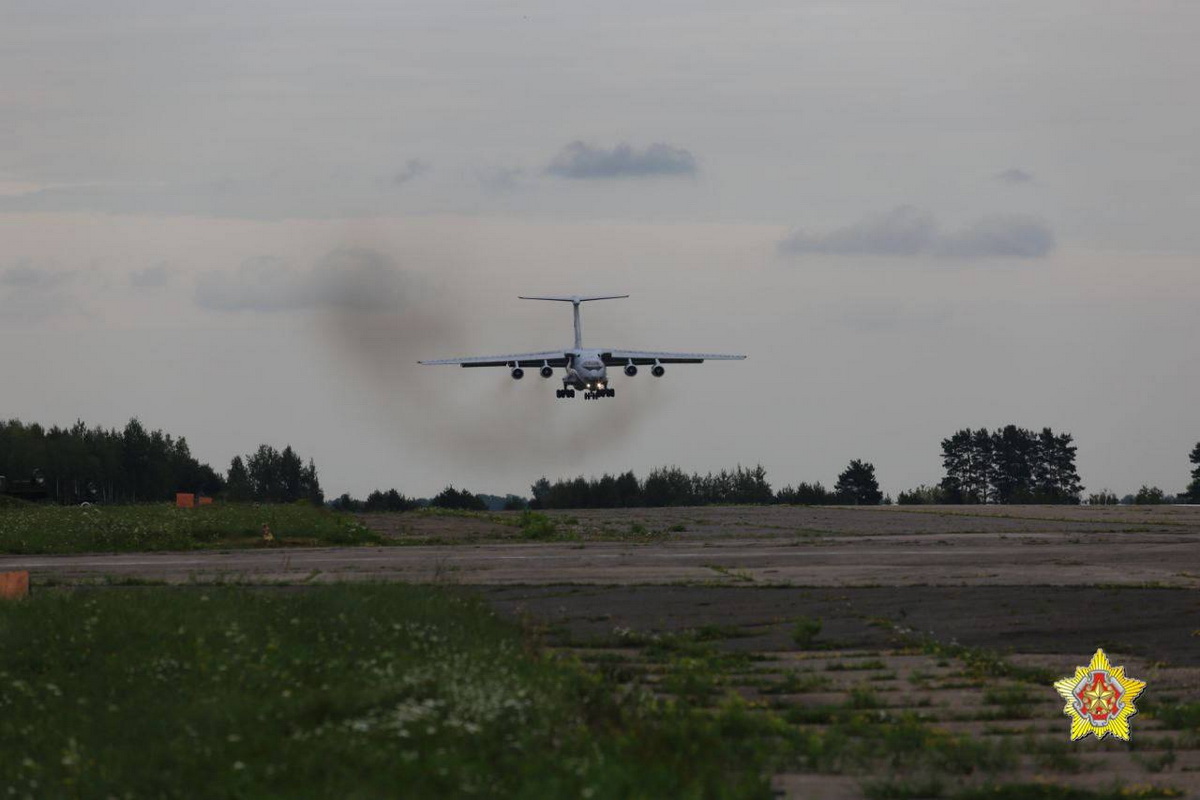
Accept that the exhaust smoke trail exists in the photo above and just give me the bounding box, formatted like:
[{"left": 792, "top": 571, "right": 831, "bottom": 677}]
[{"left": 319, "top": 248, "right": 660, "bottom": 475}]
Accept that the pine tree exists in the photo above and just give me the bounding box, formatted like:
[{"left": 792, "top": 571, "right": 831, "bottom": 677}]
[
  {"left": 226, "top": 456, "right": 252, "bottom": 501},
  {"left": 834, "top": 459, "right": 882, "bottom": 505},
  {"left": 1187, "top": 442, "right": 1200, "bottom": 503},
  {"left": 939, "top": 429, "right": 972, "bottom": 503}
]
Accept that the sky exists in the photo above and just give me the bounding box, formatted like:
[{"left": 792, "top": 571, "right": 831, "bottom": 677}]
[{"left": 2, "top": 0, "right": 1197, "bottom": 499}]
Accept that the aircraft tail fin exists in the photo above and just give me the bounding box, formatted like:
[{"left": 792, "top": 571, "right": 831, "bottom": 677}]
[{"left": 518, "top": 295, "right": 628, "bottom": 348}]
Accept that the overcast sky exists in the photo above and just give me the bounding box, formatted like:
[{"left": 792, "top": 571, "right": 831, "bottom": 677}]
[{"left": 2, "top": 0, "right": 1197, "bottom": 498}]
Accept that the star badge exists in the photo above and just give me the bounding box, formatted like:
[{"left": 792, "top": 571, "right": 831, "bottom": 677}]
[{"left": 1053, "top": 648, "right": 1146, "bottom": 741}]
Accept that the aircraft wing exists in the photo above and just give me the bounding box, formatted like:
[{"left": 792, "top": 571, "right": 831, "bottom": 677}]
[
  {"left": 419, "top": 350, "right": 570, "bottom": 368},
  {"left": 601, "top": 350, "right": 747, "bottom": 365}
]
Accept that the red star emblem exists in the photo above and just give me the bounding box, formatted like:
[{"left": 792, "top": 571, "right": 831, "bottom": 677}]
[{"left": 1075, "top": 671, "right": 1122, "bottom": 723}]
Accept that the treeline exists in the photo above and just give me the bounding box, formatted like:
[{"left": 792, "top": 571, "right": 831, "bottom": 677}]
[
  {"left": 225, "top": 445, "right": 323, "bottom": 505},
  {"left": 529, "top": 461, "right": 884, "bottom": 509},
  {"left": 1189, "top": 442, "right": 1200, "bottom": 502},
  {"left": 0, "top": 419, "right": 223, "bottom": 503},
  {"left": 330, "top": 486, "right": 525, "bottom": 512},
  {"left": 935, "top": 425, "right": 1083, "bottom": 504},
  {"left": 0, "top": 418, "right": 323, "bottom": 506}
]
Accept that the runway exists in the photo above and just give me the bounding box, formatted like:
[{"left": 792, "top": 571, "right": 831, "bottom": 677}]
[{"left": 6, "top": 528, "right": 1200, "bottom": 587}]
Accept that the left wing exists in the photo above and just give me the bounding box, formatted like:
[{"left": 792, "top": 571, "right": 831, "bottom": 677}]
[
  {"left": 419, "top": 350, "right": 569, "bottom": 368},
  {"left": 601, "top": 350, "right": 746, "bottom": 365}
]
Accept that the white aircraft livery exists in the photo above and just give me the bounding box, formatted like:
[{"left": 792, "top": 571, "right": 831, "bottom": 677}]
[{"left": 419, "top": 295, "right": 746, "bottom": 400}]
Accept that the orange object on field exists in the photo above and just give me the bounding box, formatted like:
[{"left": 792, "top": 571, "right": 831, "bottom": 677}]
[
  {"left": 176, "top": 493, "right": 195, "bottom": 508},
  {"left": 0, "top": 571, "right": 29, "bottom": 600},
  {"left": 198, "top": 497, "right": 213, "bottom": 506}
]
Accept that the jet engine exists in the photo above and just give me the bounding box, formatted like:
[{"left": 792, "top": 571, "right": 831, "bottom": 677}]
[
  {"left": 511, "top": 367, "right": 525, "bottom": 380},
  {"left": 540, "top": 365, "right": 554, "bottom": 378},
  {"left": 624, "top": 364, "right": 638, "bottom": 377},
  {"left": 651, "top": 364, "right": 665, "bottom": 377}
]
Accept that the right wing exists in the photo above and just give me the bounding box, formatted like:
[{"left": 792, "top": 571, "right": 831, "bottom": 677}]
[
  {"left": 601, "top": 349, "right": 746, "bottom": 365},
  {"left": 419, "top": 350, "right": 569, "bottom": 368}
]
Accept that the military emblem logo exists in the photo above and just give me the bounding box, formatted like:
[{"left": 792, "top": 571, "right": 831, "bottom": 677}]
[{"left": 1053, "top": 648, "right": 1146, "bottom": 741}]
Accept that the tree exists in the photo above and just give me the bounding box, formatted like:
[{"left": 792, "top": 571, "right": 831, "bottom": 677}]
[
  {"left": 430, "top": 486, "right": 487, "bottom": 511},
  {"left": 363, "top": 488, "right": 417, "bottom": 512},
  {"left": 991, "top": 425, "right": 1035, "bottom": 503},
  {"left": 775, "top": 481, "right": 833, "bottom": 505},
  {"left": 1087, "top": 490, "right": 1119, "bottom": 506},
  {"left": 0, "top": 418, "right": 225, "bottom": 504},
  {"left": 834, "top": 460, "right": 882, "bottom": 505},
  {"left": 330, "top": 493, "right": 363, "bottom": 512},
  {"left": 529, "top": 477, "right": 551, "bottom": 509},
  {"left": 1187, "top": 442, "right": 1200, "bottom": 503},
  {"left": 896, "top": 484, "right": 947, "bottom": 505},
  {"left": 501, "top": 494, "right": 528, "bottom": 511},
  {"left": 939, "top": 425, "right": 1082, "bottom": 505},
  {"left": 1134, "top": 485, "right": 1165, "bottom": 505},
  {"left": 226, "top": 456, "right": 252, "bottom": 501}
]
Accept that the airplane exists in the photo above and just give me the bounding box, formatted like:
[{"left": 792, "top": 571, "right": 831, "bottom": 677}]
[{"left": 419, "top": 294, "right": 746, "bottom": 400}]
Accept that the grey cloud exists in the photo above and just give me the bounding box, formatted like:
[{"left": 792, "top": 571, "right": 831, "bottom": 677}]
[
  {"left": 129, "top": 263, "right": 171, "bottom": 288},
  {"left": 995, "top": 168, "right": 1035, "bottom": 184},
  {"left": 779, "top": 206, "right": 1054, "bottom": 259},
  {"left": 779, "top": 206, "right": 936, "bottom": 256},
  {"left": 546, "top": 141, "right": 697, "bottom": 179},
  {"left": 392, "top": 159, "right": 429, "bottom": 186},
  {"left": 2, "top": 264, "right": 73, "bottom": 290},
  {"left": 195, "top": 248, "right": 410, "bottom": 313},
  {"left": 932, "top": 215, "right": 1055, "bottom": 258}
]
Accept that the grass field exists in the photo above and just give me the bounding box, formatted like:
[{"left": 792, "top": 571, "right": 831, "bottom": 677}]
[
  {"left": 0, "top": 585, "right": 774, "bottom": 799},
  {"left": 0, "top": 503, "right": 380, "bottom": 554}
]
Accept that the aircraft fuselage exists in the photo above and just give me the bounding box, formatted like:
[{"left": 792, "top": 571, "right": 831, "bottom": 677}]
[{"left": 564, "top": 349, "right": 607, "bottom": 390}]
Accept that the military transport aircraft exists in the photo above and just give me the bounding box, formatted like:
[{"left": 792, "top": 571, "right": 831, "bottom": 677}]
[{"left": 419, "top": 295, "right": 746, "bottom": 400}]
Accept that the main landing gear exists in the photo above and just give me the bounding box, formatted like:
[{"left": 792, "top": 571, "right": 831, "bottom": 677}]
[{"left": 556, "top": 387, "right": 615, "bottom": 399}]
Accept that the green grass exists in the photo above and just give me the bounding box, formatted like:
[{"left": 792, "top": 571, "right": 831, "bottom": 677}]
[
  {"left": 0, "top": 503, "right": 380, "bottom": 554},
  {"left": 1144, "top": 701, "right": 1200, "bottom": 730},
  {"left": 791, "top": 616, "right": 823, "bottom": 648},
  {"left": 0, "top": 585, "right": 774, "bottom": 798}
]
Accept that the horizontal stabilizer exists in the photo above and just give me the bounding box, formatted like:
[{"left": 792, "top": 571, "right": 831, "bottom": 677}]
[{"left": 519, "top": 294, "right": 629, "bottom": 303}]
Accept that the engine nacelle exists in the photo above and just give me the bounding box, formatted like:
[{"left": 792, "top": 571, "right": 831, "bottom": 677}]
[
  {"left": 651, "top": 364, "right": 665, "bottom": 377},
  {"left": 624, "top": 364, "right": 638, "bottom": 377},
  {"left": 511, "top": 367, "right": 525, "bottom": 380},
  {"left": 540, "top": 365, "right": 554, "bottom": 379}
]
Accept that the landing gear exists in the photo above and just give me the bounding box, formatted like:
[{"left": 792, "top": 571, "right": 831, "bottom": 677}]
[
  {"left": 582, "top": 388, "right": 615, "bottom": 400},
  {"left": 556, "top": 389, "right": 576, "bottom": 399}
]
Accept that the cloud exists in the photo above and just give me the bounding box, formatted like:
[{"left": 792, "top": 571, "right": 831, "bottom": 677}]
[
  {"left": 129, "top": 263, "right": 171, "bottom": 288},
  {"left": 995, "top": 167, "right": 1035, "bottom": 184},
  {"left": 1, "top": 264, "right": 73, "bottom": 290},
  {"left": 392, "top": 159, "right": 429, "bottom": 186},
  {"left": 779, "top": 206, "right": 936, "bottom": 257},
  {"left": 546, "top": 141, "right": 697, "bottom": 178},
  {"left": 932, "top": 215, "right": 1055, "bottom": 258},
  {"left": 195, "top": 248, "right": 410, "bottom": 313},
  {"left": 779, "top": 206, "right": 1054, "bottom": 259}
]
